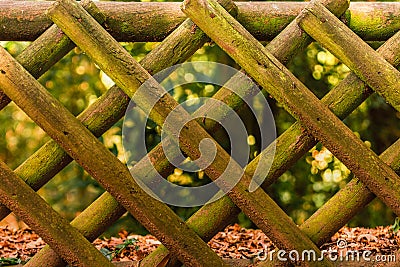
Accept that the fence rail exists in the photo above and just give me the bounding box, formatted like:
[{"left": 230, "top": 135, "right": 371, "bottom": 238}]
[
  {"left": 1, "top": 1, "right": 400, "bottom": 42},
  {"left": 0, "top": 0, "right": 399, "bottom": 266}
]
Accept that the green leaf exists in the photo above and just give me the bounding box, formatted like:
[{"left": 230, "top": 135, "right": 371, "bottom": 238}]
[
  {"left": 391, "top": 217, "right": 400, "bottom": 233},
  {"left": 0, "top": 257, "right": 22, "bottom": 266}
]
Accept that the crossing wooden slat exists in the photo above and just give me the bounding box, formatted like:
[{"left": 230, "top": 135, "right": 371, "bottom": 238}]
[
  {"left": 0, "top": 161, "right": 113, "bottom": 267},
  {"left": 258, "top": 26, "right": 400, "bottom": 250},
  {"left": 32, "top": 0, "right": 349, "bottom": 264},
  {"left": 181, "top": 0, "right": 400, "bottom": 218},
  {"left": 14, "top": 0, "right": 356, "bottom": 266},
  {"left": 157, "top": 0, "right": 400, "bottom": 260},
  {"left": 5, "top": 1, "right": 237, "bottom": 265},
  {"left": 47, "top": 2, "right": 335, "bottom": 267},
  {"left": 0, "top": 0, "right": 400, "bottom": 266},
  {"left": 0, "top": 45, "right": 226, "bottom": 267},
  {"left": 142, "top": 0, "right": 350, "bottom": 265}
]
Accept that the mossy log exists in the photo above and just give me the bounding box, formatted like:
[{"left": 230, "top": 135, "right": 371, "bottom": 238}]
[{"left": 0, "top": 1, "right": 400, "bottom": 42}]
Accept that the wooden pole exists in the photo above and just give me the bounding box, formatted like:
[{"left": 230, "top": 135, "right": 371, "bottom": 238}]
[
  {"left": 0, "top": 34, "right": 226, "bottom": 267},
  {"left": 0, "top": 161, "right": 113, "bottom": 267},
  {"left": 181, "top": 0, "right": 400, "bottom": 219},
  {"left": 47, "top": 0, "right": 334, "bottom": 266},
  {"left": 4, "top": 0, "right": 400, "bottom": 266},
  {"left": 0, "top": 1, "right": 400, "bottom": 42}
]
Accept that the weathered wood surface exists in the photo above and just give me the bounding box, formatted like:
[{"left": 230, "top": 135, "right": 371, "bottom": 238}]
[
  {"left": 0, "top": 0, "right": 399, "bottom": 266},
  {"left": 0, "top": 4, "right": 227, "bottom": 265},
  {"left": 4, "top": 0, "right": 347, "bottom": 265},
  {"left": 0, "top": 1, "right": 400, "bottom": 41},
  {"left": 47, "top": 1, "right": 333, "bottom": 267},
  {"left": 182, "top": 0, "right": 400, "bottom": 219},
  {"left": 0, "top": 162, "right": 113, "bottom": 267}
]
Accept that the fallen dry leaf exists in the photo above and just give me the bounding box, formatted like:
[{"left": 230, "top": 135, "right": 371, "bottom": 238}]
[{"left": 0, "top": 224, "right": 398, "bottom": 263}]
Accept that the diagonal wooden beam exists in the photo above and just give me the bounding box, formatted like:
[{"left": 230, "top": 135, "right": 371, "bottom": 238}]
[
  {"left": 3, "top": 2, "right": 342, "bottom": 264},
  {"left": 181, "top": 0, "right": 400, "bottom": 218},
  {"left": 4, "top": 1, "right": 237, "bottom": 266},
  {"left": 172, "top": 9, "right": 400, "bottom": 264},
  {"left": 46, "top": 1, "right": 337, "bottom": 266},
  {"left": 5, "top": 0, "right": 398, "bottom": 265},
  {"left": 0, "top": 161, "right": 113, "bottom": 267},
  {"left": 0, "top": 40, "right": 226, "bottom": 267},
  {"left": 16, "top": 2, "right": 400, "bottom": 267},
  {"left": 5, "top": 1, "right": 396, "bottom": 267},
  {"left": 0, "top": 0, "right": 211, "bottom": 222},
  {"left": 0, "top": 0, "right": 396, "bottom": 266}
]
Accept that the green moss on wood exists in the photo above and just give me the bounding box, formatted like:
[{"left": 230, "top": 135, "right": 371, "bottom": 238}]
[
  {"left": 0, "top": 162, "right": 113, "bottom": 267},
  {"left": 184, "top": 0, "right": 400, "bottom": 222},
  {"left": 1, "top": 2, "right": 400, "bottom": 42}
]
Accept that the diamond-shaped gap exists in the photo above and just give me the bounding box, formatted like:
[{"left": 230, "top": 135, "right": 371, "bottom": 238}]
[
  {"left": 121, "top": 42, "right": 160, "bottom": 64},
  {"left": 0, "top": 42, "right": 51, "bottom": 169},
  {"left": 188, "top": 41, "right": 240, "bottom": 68},
  {"left": 265, "top": 141, "right": 352, "bottom": 226},
  {"left": 337, "top": 93, "right": 399, "bottom": 227},
  {"left": 269, "top": 128, "right": 397, "bottom": 231},
  {"left": 37, "top": 161, "right": 104, "bottom": 221},
  {"left": 38, "top": 46, "right": 108, "bottom": 116},
  {"left": 299, "top": 37, "right": 400, "bottom": 226},
  {"left": 303, "top": 137, "right": 396, "bottom": 229},
  {"left": 343, "top": 93, "right": 400, "bottom": 155},
  {"left": 0, "top": 102, "right": 49, "bottom": 170},
  {"left": 289, "top": 42, "right": 351, "bottom": 100}
]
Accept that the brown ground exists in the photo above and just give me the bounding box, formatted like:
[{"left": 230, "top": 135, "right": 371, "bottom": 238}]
[{"left": 0, "top": 224, "right": 399, "bottom": 265}]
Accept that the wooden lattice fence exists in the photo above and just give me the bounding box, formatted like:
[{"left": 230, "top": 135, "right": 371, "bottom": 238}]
[{"left": 0, "top": 0, "right": 400, "bottom": 266}]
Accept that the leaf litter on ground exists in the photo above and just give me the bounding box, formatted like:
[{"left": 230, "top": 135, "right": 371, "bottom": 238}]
[{"left": 0, "top": 224, "right": 399, "bottom": 265}]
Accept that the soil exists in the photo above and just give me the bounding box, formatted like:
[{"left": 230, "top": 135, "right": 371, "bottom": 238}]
[{"left": 0, "top": 224, "right": 399, "bottom": 266}]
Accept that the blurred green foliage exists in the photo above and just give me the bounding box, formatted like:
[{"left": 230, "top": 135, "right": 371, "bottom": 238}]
[{"left": 1, "top": 2, "right": 400, "bottom": 235}]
